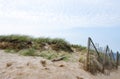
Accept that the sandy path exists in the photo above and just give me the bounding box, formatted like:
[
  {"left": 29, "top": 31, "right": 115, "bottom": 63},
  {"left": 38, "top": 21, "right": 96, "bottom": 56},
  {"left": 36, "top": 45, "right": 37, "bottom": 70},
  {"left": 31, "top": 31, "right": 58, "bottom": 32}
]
[
  {"left": 0, "top": 50, "right": 120, "bottom": 79},
  {"left": 94, "top": 67, "right": 120, "bottom": 79}
]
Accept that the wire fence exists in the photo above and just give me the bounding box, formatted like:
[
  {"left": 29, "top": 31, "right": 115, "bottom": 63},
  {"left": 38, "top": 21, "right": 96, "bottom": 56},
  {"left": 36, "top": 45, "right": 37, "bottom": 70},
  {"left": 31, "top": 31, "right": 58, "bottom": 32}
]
[{"left": 85, "top": 37, "right": 120, "bottom": 74}]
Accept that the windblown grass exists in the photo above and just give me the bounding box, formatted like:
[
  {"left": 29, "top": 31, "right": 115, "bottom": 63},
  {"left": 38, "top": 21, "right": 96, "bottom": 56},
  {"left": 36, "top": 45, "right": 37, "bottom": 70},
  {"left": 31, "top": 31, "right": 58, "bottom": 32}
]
[
  {"left": 0, "top": 34, "right": 86, "bottom": 62},
  {"left": 0, "top": 35, "right": 74, "bottom": 52},
  {"left": 19, "top": 48, "right": 36, "bottom": 56},
  {"left": 0, "top": 34, "right": 32, "bottom": 42},
  {"left": 39, "top": 50, "right": 71, "bottom": 61},
  {"left": 71, "top": 44, "right": 86, "bottom": 52}
]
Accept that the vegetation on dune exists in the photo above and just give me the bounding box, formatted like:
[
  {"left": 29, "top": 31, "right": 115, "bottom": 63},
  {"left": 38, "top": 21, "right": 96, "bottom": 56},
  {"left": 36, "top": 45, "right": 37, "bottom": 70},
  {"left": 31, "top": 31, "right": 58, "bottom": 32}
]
[
  {"left": 71, "top": 44, "right": 86, "bottom": 52},
  {"left": 34, "top": 37, "right": 73, "bottom": 52},
  {"left": 19, "top": 48, "right": 36, "bottom": 56},
  {"left": 0, "top": 34, "right": 87, "bottom": 62},
  {"left": 0, "top": 35, "right": 73, "bottom": 52},
  {"left": 51, "top": 39, "right": 73, "bottom": 52},
  {"left": 34, "top": 37, "right": 52, "bottom": 44},
  {"left": 0, "top": 35, "right": 33, "bottom": 50},
  {"left": 39, "top": 50, "right": 72, "bottom": 61},
  {"left": 0, "top": 35, "right": 32, "bottom": 42}
]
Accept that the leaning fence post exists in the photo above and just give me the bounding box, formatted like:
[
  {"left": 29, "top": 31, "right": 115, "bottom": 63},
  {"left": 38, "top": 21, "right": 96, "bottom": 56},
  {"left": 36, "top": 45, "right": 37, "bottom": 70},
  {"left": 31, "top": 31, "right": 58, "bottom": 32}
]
[{"left": 89, "top": 38, "right": 100, "bottom": 57}]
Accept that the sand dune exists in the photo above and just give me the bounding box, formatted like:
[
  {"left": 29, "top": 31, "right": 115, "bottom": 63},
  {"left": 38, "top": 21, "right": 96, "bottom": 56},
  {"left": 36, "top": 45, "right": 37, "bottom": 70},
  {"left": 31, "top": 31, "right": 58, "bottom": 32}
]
[{"left": 0, "top": 50, "right": 120, "bottom": 79}]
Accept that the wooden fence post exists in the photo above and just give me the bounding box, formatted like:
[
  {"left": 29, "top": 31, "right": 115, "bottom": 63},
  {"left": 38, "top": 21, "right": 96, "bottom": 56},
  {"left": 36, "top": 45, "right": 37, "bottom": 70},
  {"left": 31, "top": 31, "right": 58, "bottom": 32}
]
[
  {"left": 86, "top": 37, "right": 90, "bottom": 71},
  {"left": 108, "top": 50, "right": 113, "bottom": 69},
  {"left": 102, "top": 46, "right": 107, "bottom": 72},
  {"left": 89, "top": 38, "right": 100, "bottom": 57},
  {"left": 116, "top": 51, "right": 119, "bottom": 69}
]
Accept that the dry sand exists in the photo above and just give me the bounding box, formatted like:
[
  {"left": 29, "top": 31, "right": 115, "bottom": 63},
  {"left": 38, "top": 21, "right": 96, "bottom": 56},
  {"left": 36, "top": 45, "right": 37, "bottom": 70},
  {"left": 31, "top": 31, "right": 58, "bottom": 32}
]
[{"left": 0, "top": 50, "right": 120, "bottom": 79}]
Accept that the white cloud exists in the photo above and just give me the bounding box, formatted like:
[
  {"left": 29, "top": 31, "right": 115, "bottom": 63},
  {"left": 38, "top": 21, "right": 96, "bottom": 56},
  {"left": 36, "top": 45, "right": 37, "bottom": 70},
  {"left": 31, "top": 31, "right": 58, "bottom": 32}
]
[{"left": 0, "top": 0, "right": 120, "bottom": 35}]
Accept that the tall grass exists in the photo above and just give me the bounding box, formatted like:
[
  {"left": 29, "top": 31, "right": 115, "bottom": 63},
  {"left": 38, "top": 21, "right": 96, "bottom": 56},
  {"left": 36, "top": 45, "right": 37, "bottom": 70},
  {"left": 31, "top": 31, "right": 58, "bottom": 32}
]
[
  {"left": 0, "top": 34, "right": 32, "bottom": 42},
  {"left": 50, "top": 38, "right": 73, "bottom": 52},
  {"left": 19, "top": 48, "right": 36, "bottom": 56},
  {"left": 34, "top": 37, "right": 52, "bottom": 44},
  {"left": 39, "top": 50, "right": 71, "bottom": 61},
  {"left": 71, "top": 44, "right": 86, "bottom": 52},
  {"left": 0, "top": 35, "right": 75, "bottom": 52}
]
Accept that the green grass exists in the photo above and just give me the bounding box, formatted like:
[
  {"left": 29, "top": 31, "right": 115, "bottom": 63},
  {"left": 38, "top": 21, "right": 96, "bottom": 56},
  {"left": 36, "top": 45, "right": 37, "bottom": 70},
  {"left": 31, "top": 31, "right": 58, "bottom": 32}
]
[
  {"left": 60, "top": 54, "right": 71, "bottom": 61},
  {"left": 39, "top": 50, "right": 71, "bottom": 61},
  {"left": 4, "top": 49, "right": 17, "bottom": 53},
  {"left": 0, "top": 35, "right": 73, "bottom": 52},
  {"left": 34, "top": 37, "right": 52, "bottom": 44},
  {"left": 0, "top": 34, "right": 32, "bottom": 42},
  {"left": 39, "top": 51, "right": 58, "bottom": 60},
  {"left": 71, "top": 44, "right": 86, "bottom": 51},
  {"left": 19, "top": 48, "right": 36, "bottom": 56}
]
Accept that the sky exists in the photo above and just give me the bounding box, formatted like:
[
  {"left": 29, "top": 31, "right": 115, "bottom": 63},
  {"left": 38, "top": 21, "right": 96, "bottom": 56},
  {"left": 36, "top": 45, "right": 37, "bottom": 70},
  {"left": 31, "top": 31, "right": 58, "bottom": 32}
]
[{"left": 0, "top": 0, "right": 120, "bottom": 52}]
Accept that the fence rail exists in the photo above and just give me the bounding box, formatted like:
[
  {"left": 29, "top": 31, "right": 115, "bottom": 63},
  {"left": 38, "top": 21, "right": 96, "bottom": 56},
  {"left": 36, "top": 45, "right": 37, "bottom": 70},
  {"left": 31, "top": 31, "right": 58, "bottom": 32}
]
[{"left": 85, "top": 37, "right": 120, "bottom": 74}]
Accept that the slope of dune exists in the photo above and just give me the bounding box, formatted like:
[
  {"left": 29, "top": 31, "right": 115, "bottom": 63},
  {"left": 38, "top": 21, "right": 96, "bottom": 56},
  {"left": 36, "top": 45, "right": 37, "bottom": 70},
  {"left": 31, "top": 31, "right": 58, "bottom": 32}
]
[{"left": 0, "top": 50, "right": 120, "bottom": 79}]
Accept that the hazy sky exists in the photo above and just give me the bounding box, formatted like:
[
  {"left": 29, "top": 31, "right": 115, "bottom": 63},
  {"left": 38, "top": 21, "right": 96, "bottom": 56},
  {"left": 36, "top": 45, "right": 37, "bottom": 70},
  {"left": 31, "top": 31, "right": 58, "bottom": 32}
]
[{"left": 0, "top": 0, "right": 120, "bottom": 52}]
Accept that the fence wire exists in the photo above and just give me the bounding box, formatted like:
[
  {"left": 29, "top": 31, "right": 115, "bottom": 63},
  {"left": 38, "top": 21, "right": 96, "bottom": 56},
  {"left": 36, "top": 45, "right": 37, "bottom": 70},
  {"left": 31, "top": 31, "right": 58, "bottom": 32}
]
[{"left": 86, "top": 37, "right": 120, "bottom": 74}]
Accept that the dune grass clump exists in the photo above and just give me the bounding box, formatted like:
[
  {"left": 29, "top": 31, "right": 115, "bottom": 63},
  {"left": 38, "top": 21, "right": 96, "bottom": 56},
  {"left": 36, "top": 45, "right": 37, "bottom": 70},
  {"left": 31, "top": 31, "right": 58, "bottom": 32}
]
[
  {"left": 0, "top": 35, "right": 33, "bottom": 50},
  {"left": 19, "top": 48, "right": 36, "bottom": 56},
  {"left": 39, "top": 51, "right": 58, "bottom": 60},
  {"left": 33, "top": 37, "right": 52, "bottom": 50},
  {"left": 0, "top": 35, "right": 32, "bottom": 42},
  {"left": 71, "top": 44, "right": 86, "bottom": 52},
  {"left": 51, "top": 38, "right": 73, "bottom": 52},
  {"left": 4, "top": 48, "right": 18, "bottom": 53},
  {"left": 39, "top": 50, "right": 71, "bottom": 61},
  {"left": 34, "top": 37, "right": 73, "bottom": 52},
  {"left": 34, "top": 37, "right": 52, "bottom": 45}
]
